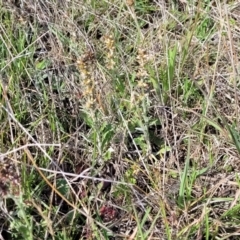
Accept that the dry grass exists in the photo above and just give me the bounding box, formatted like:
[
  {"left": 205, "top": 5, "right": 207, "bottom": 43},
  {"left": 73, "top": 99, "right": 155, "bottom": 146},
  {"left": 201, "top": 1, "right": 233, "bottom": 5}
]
[{"left": 1, "top": 0, "right": 240, "bottom": 239}]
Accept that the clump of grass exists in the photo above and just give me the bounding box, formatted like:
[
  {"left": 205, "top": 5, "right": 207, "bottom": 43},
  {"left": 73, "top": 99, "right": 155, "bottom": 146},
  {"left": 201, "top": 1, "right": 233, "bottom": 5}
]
[{"left": 1, "top": 0, "right": 240, "bottom": 239}]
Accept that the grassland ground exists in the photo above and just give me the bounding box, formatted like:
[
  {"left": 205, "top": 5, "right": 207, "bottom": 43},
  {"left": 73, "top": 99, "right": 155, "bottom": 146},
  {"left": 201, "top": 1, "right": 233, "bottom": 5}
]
[{"left": 1, "top": 0, "right": 240, "bottom": 239}]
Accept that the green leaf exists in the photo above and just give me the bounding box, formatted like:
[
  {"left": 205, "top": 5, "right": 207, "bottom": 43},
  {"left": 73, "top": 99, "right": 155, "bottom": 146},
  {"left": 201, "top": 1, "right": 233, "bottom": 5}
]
[
  {"left": 35, "top": 60, "right": 49, "bottom": 70},
  {"left": 56, "top": 178, "right": 69, "bottom": 197}
]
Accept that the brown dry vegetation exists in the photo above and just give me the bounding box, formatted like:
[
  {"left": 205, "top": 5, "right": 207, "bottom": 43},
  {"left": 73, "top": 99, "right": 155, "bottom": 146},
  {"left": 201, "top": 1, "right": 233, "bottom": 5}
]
[{"left": 1, "top": 0, "right": 240, "bottom": 239}]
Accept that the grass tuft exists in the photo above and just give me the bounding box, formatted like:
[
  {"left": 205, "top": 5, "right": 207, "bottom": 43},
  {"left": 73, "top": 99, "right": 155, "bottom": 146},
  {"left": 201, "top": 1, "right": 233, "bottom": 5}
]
[{"left": 1, "top": 0, "right": 240, "bottom": 239}]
